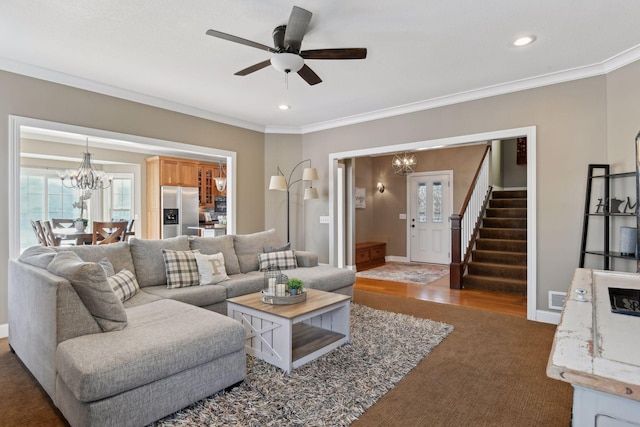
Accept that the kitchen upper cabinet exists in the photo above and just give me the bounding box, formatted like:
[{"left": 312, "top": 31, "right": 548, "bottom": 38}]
[{"left": 156, "top": 157, "right": 199, "bottom": 187}]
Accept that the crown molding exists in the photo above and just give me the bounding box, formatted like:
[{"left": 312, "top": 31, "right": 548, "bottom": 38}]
[
  {"left": 293, "top": 44, "right": 640, "bottom": 135},
  {"left": 0, "top": 58, "right": 266, "bottom": 133},
  {"left": 3, "top": 44, "right": 640, "bottom": 136}
]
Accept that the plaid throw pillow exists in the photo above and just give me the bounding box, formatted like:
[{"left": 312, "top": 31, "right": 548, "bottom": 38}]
[
  {"left": 258, "top": 250, "right": 297, "bottom": 271},
  {"left": 162, "top": 249, "right": 201, "bottom": 289},
  {"left": 107, "top": 269, "right": 140, "bottom": 303}
]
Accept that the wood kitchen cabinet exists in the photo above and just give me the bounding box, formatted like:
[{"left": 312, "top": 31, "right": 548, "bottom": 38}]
[
  {"left": 198, "top": 163, "right": 227, "bottom": 206},
  {"left": 154, "top": 156, "right": 199, "bottom": 187}
]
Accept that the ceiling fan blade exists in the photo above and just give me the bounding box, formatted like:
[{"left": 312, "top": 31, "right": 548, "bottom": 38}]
[
  {"left": 206, "top": 29, "right": 276, "bottom": 53},
  {"left": 298, "top": 64, "right": 322, "bottom": 85},
  {"left": 284, "top": 6, "right": 312, "bottom": 52},
  {"left": 301, "top": 48, "right": 367, "bottom": 60},
  {"left": 234, "top": 59, "right": 272, "bottom": 76}
]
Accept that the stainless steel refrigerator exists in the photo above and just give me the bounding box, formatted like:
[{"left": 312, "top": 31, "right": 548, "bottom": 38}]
[{"left": 161, "top": 186, "right": 199, "bottom": 238}]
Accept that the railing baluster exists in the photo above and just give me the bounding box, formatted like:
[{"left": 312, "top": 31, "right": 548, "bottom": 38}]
[{"left": 450, "top": 146, "right": 492, "bottom": 289}]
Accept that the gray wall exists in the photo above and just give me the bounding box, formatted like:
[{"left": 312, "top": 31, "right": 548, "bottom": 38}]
[
  {"left": 0, "top": 70, "right": 265, "bottom": 326},
  {"left": 300, "top": 72, "right": 615, "bottom": 312}
]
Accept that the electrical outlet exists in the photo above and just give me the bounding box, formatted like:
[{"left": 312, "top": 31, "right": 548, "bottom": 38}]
[{"left": 319, "top": 216, "right": 330, "bottom": 224}]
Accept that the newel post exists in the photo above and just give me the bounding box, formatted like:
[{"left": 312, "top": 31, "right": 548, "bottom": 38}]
[{"left": 450, "top": 214, "right": 463, "bottom": 289}]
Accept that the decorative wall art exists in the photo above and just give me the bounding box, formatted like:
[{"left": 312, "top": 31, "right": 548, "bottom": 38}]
[
  {"left": 517, "top": 137, "right": 527, "bottom": 165},
  {"left": 355, "top": 187, "right": 366, "bottom": 209}
]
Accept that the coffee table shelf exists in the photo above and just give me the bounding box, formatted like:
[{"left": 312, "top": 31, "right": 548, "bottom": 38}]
[{"left": 227, "top": 289, "right": 351, "bottom": 373}]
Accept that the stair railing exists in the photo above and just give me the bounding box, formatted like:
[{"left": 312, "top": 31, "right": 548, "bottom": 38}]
[{"left": 450, "top": 145, "right": 492, "bottom": 289}]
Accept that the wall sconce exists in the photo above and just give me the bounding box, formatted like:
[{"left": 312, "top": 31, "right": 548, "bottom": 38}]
[{"left": 377, "top": 182, "right": 385, "bottom": 193}]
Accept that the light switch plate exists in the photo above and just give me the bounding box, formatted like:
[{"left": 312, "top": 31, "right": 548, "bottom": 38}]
[
  {"left": 319, "top": 216, "right": 330, "bottom": 224},
  {"left": 399, "top": 213, "right": 407, "bottom": 220}
]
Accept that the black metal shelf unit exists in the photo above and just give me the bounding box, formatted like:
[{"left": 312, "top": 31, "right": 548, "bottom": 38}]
[{"left": 579, "top": 164, "right": 636, "bottom": 270}]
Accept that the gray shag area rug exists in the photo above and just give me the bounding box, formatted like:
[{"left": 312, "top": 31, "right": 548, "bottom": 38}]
[{"left": 152, "top": 304, "right": 453, "bottom": 427}]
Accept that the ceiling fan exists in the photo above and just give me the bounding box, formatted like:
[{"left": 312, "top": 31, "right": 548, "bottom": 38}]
[{"left": 205, "top": 5, "right": 367, "bottom": 86}]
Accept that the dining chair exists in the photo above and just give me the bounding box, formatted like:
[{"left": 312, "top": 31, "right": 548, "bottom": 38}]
[
  {"left": 92, "top": 221, "right": 128, "bottom": 245},
  {"left": 39, "top": 220, "right": 60, "bottom": 247},
  {"left": 123, "top": 218, "right": 135, "bottom": 242},
  {"left": 30, "top": 220, "right": 48, "bottom": 246},
  {"left": 51, "top": 218, "right": 75, "bottom": 229}
]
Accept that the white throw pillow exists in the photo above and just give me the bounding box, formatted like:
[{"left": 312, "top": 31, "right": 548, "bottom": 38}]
[{"left": 195, "top": 252, "right": 230, "bottom": 285}]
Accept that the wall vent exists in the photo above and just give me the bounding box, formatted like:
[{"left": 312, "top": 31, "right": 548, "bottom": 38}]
[{"left": 548, "top": 291, "right": 567, "bottom": 310}]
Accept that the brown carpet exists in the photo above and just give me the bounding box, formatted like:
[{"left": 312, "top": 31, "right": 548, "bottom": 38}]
[
  {"left": 0, "top": 291, "right": 572, "bottom": 426},
  {"left": 351, "top": 289, "right": 573, "bottom": 426}
]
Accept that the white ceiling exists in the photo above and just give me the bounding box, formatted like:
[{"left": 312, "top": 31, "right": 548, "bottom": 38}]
[{"left": 2, "top": 1, "right": 640, "bottom": 134}]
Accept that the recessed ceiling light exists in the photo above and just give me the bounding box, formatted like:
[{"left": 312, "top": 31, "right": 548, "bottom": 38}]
[
  {"left": 278, "top": 104, "right": 291, "bottom": 110},
  {"left": 513, "top": 35, "right": 536, "bottom": 47}
]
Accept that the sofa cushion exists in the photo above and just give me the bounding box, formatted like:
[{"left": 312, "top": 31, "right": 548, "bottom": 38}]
[
  {"left": 18, "top": 246, "right": 56, "bottom": 268},
  {"left": 258, "top": 250, "right": 298, "bottom": 271},
  {"left": 264, "top": 242, "right": 290, "bottom": 253},
  {"left": 284, "top": 265, "right": 356, "bottom": 293},
  {"left": 142, "top": 283, "right": 228, "bottom": 307},
  {"left": 195, "top": 252, "right": 229, "bottom": 285},
  {"left": 218, "top": 271, "right": 265, "bottom": 298},
  {"left": 47, "top": 251, "right": 127, "bottom": 332},
  {"left": 189, "top": 235, "right": 241, "bottom": 275},
  {"left": 52, "top": 242, "right": 135, "bottom": 277},
  {"left": 107, "top": 269, "right": 140, "bottom": 303},
  {"left": 55, "top": 299, "right": 245, "bottom": 402},
  {"left": 233, "top": 228, "right": 280, "bottom": 273},
  {"left": 295, "top": 251, "right": 319, "bottom": 268},
  {"left": 129, "top": 236, "right": 190, "bottom": 288},
  {"left": 98, "top": 257, "right": 115, "bottom": 276},
  {"left": 162, "top": 249, "right": 200, "bottom": 288}
]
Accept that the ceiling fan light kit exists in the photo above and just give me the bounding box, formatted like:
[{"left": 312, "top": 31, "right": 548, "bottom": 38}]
[
  {"left": 206, "top": 5, "right": 366, "bottom": 86},
  {"left": 270, "top": 53, "right": 304, "bottom": 73}
]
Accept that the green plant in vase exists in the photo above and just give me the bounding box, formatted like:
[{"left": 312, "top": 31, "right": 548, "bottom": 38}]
[{"left": 287, "top": 278, "right": 303, "bottom": 295}]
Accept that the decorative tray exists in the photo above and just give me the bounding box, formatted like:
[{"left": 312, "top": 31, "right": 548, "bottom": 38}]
[{"left": 260, "top": 290, "right": 307, "bottom": 305}]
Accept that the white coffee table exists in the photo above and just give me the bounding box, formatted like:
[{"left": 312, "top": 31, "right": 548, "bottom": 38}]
[{"left": 227, "top": 288, "right": 351, "bottom": 373}]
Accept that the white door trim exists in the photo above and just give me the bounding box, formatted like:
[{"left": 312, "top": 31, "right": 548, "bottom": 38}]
[
  {"left": 329, "top": 126, "right": 537, "bottom": 321},
  {"left": 406, "top": 170, "right": 453, "bottom": 264}
]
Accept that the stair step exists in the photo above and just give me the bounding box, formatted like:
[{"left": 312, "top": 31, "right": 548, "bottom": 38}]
[
  {"left": 479, "top": 228, "right": 527, "bottom": 240},
  {"left": 485, "top": 208, "right": 527, "bottom": 218},
  {"left": 483, "top": 217, "right": 527, "bottom": 229},
  {"left": 468, "top": 262, "right": 527, "bottom": 280},
  {"left": 492, "top": 190, "right": 527, "bottom": 199},
  {"left": 463, "top": 275, "right": 527, "bottom": 295},
  {"left": 489, "top": 198, "right": 527, "bottom": 208},
  {"left": 476, "top": 238, "right": 527, "bottom": 252},
  {"left": 472, "top": 250, "right": 527, "bottom": 265}
]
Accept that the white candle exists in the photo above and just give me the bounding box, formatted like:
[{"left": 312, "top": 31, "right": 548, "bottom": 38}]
[
  {"left": 276, "top": 283, "right": 285, "bottom": 296},
  {"left": 268, "top": 278, "right": 276, "bottom": 294}
]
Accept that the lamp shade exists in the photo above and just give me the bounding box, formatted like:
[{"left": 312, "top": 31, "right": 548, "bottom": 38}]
[
  {"left": 269, "top": 175, "right": 287, "bottom": 190},
  {"left": 304, "top": 187, "right": 319, "bottom": 200},
  {"left": 302, "top": 167, "right": 318, "bottom": 181}
]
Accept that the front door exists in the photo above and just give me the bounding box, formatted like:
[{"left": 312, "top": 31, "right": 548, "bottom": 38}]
[{"left": 409, "top": 172, "right": 452, "bottom": 264}]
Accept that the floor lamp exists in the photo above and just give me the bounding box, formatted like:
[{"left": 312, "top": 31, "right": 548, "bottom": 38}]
[{"left": 269, "top": 159, "right": 319, "bottom": 243}]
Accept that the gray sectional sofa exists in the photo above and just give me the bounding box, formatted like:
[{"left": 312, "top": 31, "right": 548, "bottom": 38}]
[{"left": 8, "top": 229, "right": 355, "bottom": 427}]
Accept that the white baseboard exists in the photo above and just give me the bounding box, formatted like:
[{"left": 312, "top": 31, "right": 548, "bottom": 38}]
[
  {"left": 536, "top": 310, "right": 561, "bottom": 325},
  {"left": 0, "top": 323, "right": 7, "bottom": 339},
  {"left": 386, "top": 256, "right": 408, "bottom": 263}
]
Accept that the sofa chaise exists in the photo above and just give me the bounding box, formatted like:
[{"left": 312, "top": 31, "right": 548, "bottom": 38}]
[{"left": 8, "top": 229, "right": 355, "bottom": 427}]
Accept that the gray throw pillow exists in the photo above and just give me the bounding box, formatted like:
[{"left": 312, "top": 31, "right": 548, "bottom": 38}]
[
  {"left": 129, "top": 236, "right": 190, "bottom": 287},
  {"left": 18, "top": 246, "right": 57, "bottom": 269},
  {"left": 47, "top": 251, "right": 127, "bottom": 332},
  {"left": 189, "top": 235, "right": 241, "bottom": 275},
  {"left": 233, "top": 229, "right": 280, "bottom": 273},
  {"left": 264, "top": 242, "right": 291, "bottom": 253}
]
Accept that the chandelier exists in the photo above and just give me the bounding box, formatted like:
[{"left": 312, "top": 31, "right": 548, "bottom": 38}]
[
  {"left": 59, "top": 138, "right": 113, "bottom": 191},
  {"left": 392, "top": 152, "right": 417, "bottom": 176}
]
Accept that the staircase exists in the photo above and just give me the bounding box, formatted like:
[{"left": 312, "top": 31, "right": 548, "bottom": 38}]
[{"left": 464, "top": 190, "right": 527, "bottom": 295}]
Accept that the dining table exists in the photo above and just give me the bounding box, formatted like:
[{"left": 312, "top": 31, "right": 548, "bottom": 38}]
[{"left": 52, "top": 228, "right": 94, "bottom": 245}]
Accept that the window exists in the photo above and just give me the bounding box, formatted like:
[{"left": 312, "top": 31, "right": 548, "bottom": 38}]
[
  {"left": 105, "top": 174, "right": 134, "bottom": 221},
  {"left": 20, "top": 169, "right": 86, "bottom": 250}
]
